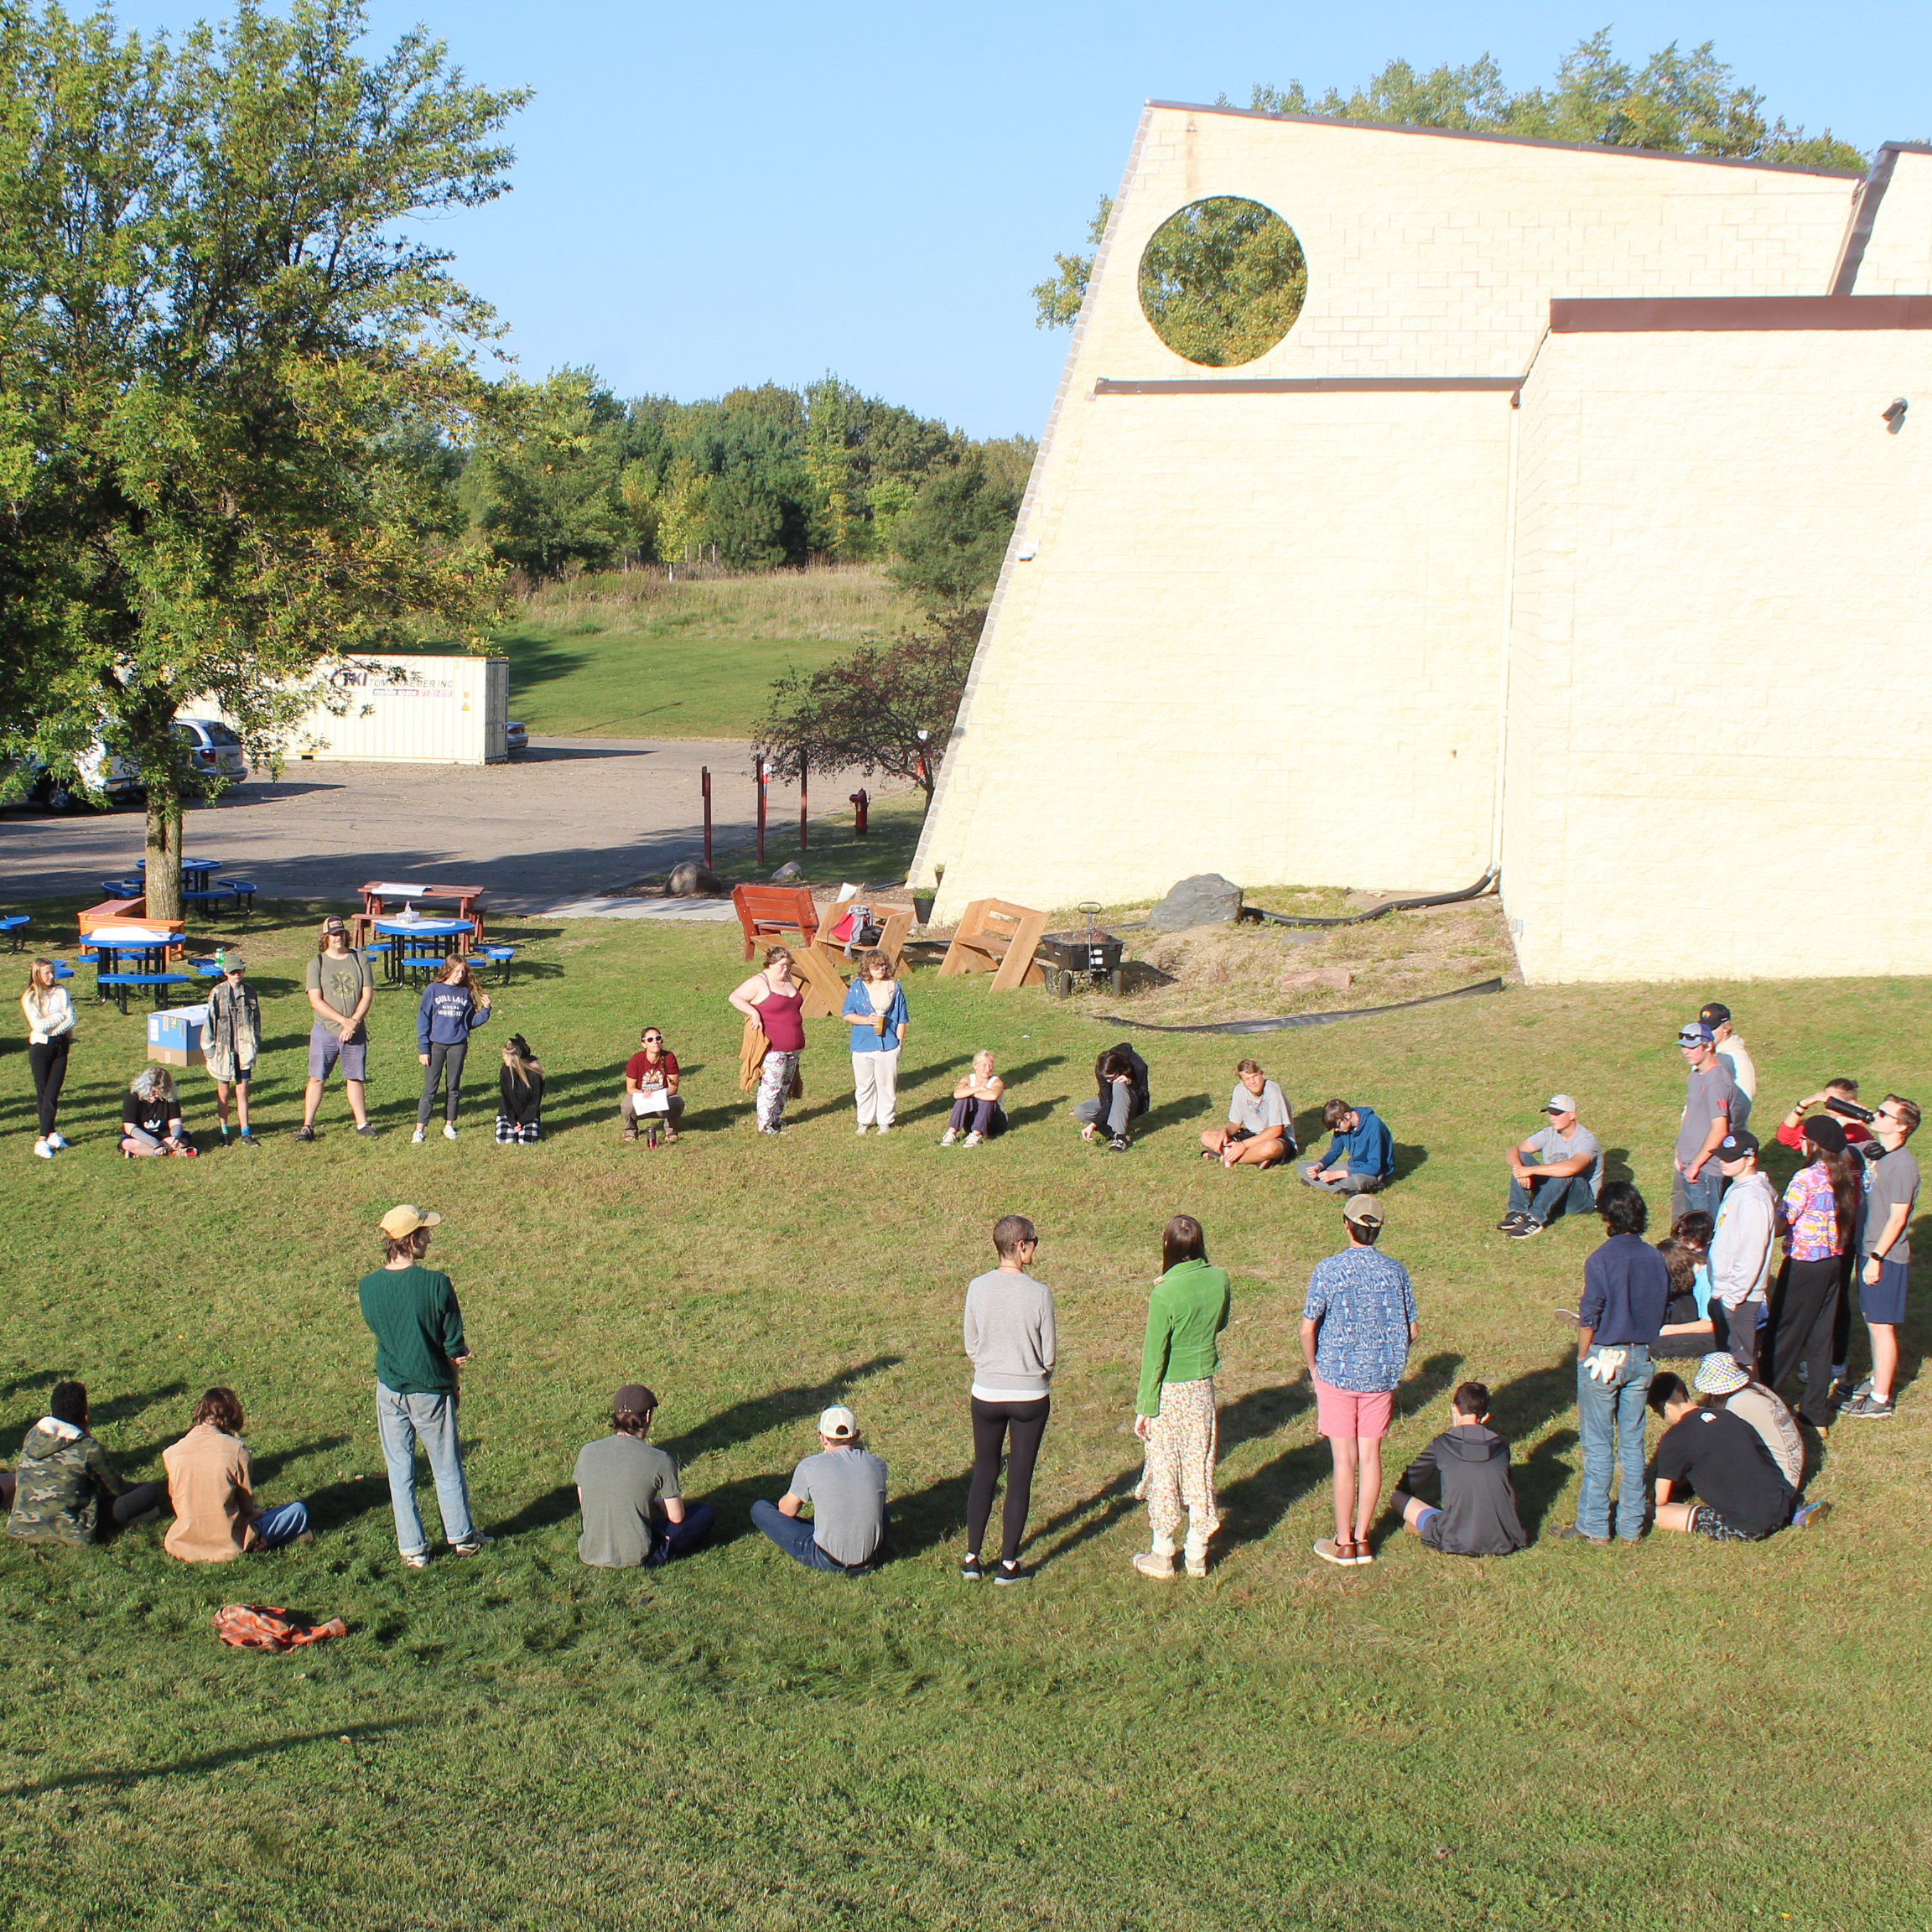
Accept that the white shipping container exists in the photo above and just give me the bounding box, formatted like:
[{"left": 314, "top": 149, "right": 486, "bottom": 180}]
[{"left": 214, "top": 655, "right": 510, "bottom": 766}]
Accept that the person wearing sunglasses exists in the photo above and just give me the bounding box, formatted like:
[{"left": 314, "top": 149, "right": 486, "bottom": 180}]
[
  {"left": 1842, "top": 1096, "right": 1922, "bottom": 1420},
  {"left": 1671, "top": 1022, "right": 1737, "bottom": 1223},
  {"left": 204, "top": 956, "right": 262, "bottom": 1146},
  {"left": 621, "top": 1027, "right": 683, "bottom": 1147}
]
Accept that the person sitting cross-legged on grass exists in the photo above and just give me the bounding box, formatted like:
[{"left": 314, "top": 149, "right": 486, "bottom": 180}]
[
  {"left": 162, "top": 1386, "right": 309, "bottom": 1561},
  {"left": 750, "top": 1406, "right": 888, "bottom": 1574},
  {"left": 1297, "top": 1098, "right": 1393, "bottom": 1195},
  {"left": 1074, "top": 1043, "right": 1149, "bottom": 1153},
  {"left": 496, "top": 1033, "right": 545, "bottom": 1145},
  {"left": 941, "top": 1050, "right": 1008, "bottom": 1147},
  {"left": 1303, "top": 1197, "right": 1418, "bottom": 1567},
  {"left": 1388, "top": 1381, "right": 1527, "bottom": 1558},
  {"left": 1646, "top": 1371, "right": 1828, "bottom": 1542},
  {"left": 574, "top": 1383, "right": 715, "bottom": 1568},
  {"left": 1498, "top": 1093, "right": 1602, "bottom": 1238},
  {"left": 1653, "top": 1238, "right": 1717, "bottom": 1358},
  {"left": 1201, "top": 1059, "right": 1296, "bottom": 1171},
  {"left": 6, "top": 1380, "right": 166, "bottom": 1545},
  {"left": 621, "top": 1026, "right": 683, "bottom": 1146},
  {"left": 121, "top": 1064, "right": 195, "bottom": 1158}
]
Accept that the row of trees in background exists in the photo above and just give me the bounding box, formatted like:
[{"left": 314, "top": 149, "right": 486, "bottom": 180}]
[{"left": 457, "top": 368, "right": 1034, "bottom": 579}]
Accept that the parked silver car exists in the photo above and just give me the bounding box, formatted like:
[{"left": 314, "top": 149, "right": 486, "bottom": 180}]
[
  {"left": 172, "top": 717, "right": 250, "bottom": 787},
  {"left": 505, "top": 719, "right": 529, "bottom": 757}
]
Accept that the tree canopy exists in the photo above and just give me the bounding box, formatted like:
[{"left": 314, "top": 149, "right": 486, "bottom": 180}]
[
  {"left": 0, "top": 0, "right": 525, "bottom": 913},
  {"left": 1033, "top": 33, "right": 1869, "bottom": 330}
]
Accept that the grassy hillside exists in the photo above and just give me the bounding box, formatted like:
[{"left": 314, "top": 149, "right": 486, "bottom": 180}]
[
  {"left": 2, "top": 902, "right": 1928, "bottom": 1928},
  {"left": 484, "top": 564, "right": 911, "bottom": 741}
]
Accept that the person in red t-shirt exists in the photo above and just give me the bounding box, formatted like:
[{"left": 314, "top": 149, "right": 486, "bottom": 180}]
[
  {"left": 1773, "top": 1078, "right": 1872, "bottom": 1153},
  {"left": 621, "top": 1027, "right": 683, "bottom": 1147}
]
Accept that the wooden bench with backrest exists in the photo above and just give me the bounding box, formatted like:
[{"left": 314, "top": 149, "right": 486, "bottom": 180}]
[
  {"left": 937, "top": 899, "right": 1050, "bottom": 992},
  {"left": 731, "top": 885, "right": 822, "bottom": 961}
]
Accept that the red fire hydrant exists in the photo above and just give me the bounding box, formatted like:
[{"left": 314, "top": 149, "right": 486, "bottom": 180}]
[{"left": 849, "top": 788, "right": 869, "bottom": 836}]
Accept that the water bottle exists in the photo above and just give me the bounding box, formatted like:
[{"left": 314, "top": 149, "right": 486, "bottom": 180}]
[{"left": 215, "top": 946, "right": 226, "bottom": 972}]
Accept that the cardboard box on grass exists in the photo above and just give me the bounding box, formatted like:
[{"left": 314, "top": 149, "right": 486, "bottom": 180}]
[{"left": 148, "top": 1005, "right": 209, "bottom": 1070}]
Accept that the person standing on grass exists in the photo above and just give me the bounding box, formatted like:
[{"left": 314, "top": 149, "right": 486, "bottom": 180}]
[
  {"left": 1131, "top": 1215, "right": 1231, "bottom": 1580},
  {"left": 299, "top": 917, "right": 377, "bottom": 1142},
  {"left": 7, "top": 1381, "right": 166, "bottom": 1545},
  {"left": 842, "top": 948, "right": 908, "bottom": 1135},
  {"left": 1201, "top": 1059, "right": 1295, "bottom": 1170},
  {"left": 1388, "top": 1382, "right": 1527, "bottom": 1558},
  {"left": 730, "top": 946, "right": 808, "bottom": 1136},
  {"left": 162, "top": 1387, "right": 309, "bottom": 1560},
  {"left": 574, "top": 1383, "right": 716, "bottom": 1567},
  {"left": 1671, "top": 1021, "right": 1737, "bottom": 1223},
  {"left": 1842, "top": 1097, "right": 1920, "bottom": 1421},
  {"left": 1498, "top": 1094, "right": 1602, "bottom": 1238},
  {"left": 1774, "top": 1080, "right": 1872, "bottom": 1154},
  {"left": 1763, "top": 1115, "right": 1860, "bottom": 1431},
  {"left": 621, "top": 1026, "right": 683, "bottom": 1146},
  {"left": 1555, "top": 1182, "right": 1668, "bottom": 1548},
  {"left": 203, "top": 956, "right": 262, "bottom": 1146},
  {"left": 1700, "top": 1003, "right": 1758, "bottom": 1132},
  {"left": 21, "top": 957, "right": 75, "bottom": 1160},
  {"left": 1645, "top": 1374, "right": 1827, "bottom": 1541},
  {"left": 496, "top": 1033, "right": 546, "bottom": 1145},
  {"left": 1302, "top": 1197, "right": 1417, "bottom": 1567},
  {"left": 1707, "top": 1133, "right": 1777, "bottom": 1372},
  {"left": 358, "top": 1204, "right": 487, "bottom": 1569},
  {"left": 413, "top": 956, "right": 491, "bottom": 1143},
  {"left": 1297, "top": 1098, "right": 1394, "bottom": 1195},
  {"left": 941, "top": 1050, "right": 1008, "bottom": 1147},
  {"left": 750, "top": 1406, "right": 888, "bottom": 1574},
  {"left": 960, "top": 1214, "right": 1057, "bottom": 1584}
]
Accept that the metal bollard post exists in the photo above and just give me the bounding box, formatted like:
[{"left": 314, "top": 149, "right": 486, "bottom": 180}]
[
  {"left": 799, "top": 763, "right": 808, "bottom": 853},
  {"left": 756, "top": 761, "right": 767, "bottom": 867},
  {"left": 702, "top": 766, "right": 713, "bottom": 868}
]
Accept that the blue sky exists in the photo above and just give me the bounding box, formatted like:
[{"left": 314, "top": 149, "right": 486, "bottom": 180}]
[{"left": 115, "top": 1, "right": 1931, "bottom": 438}]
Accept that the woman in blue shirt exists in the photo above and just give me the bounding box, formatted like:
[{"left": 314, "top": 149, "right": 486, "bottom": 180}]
[
  {"left": 414, "top": 958, "right": 491, "bottom": 1142},
  {"left": 841, "top": 950, "right": 908, "bottom": 1135}
]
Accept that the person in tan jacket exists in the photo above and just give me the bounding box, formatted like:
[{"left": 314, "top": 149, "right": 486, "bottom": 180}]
[{"left": 162, "top": 1389, "right": 310, "bottom": 1561}]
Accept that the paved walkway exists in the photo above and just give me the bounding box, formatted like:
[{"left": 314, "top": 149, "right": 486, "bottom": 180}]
[{"left": 0, "top": 740, "right": 901, "bottom": 916}]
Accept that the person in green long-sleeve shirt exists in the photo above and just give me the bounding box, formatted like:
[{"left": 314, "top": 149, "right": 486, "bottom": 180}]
[{"left": 1130, "top": 1215, "right": 1232, "bottom": 1581}]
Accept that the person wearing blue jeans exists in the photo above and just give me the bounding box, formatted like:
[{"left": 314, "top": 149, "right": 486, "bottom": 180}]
[
  {"left": 359, "top": 1204, "right": 487, "bottom": 1570},
  {"left": 751, "top": 1405, "right": 888, "bottom": 1573},
  {"left": 1557, "top": 1182, "right": 1670, "bottom": 1546},
  {"left": 1500, "top": 1094, "right": 1604, "bottom": 1239}
]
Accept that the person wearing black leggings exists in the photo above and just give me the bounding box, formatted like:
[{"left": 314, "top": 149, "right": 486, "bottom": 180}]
[
  {"left": 414, "top": 958, "right": 491, "bottom": 1142},
  {"left": 20, "top": 958, "right": 75, "bottom": 1159},
  {"left": 960, "top": 1214, "right": 1057, "bottom": 1582}
]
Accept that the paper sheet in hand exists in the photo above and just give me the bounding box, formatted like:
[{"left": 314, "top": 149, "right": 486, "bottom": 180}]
[{"left": 633, "top": 1088, "right": 671, "bottom": 1116}]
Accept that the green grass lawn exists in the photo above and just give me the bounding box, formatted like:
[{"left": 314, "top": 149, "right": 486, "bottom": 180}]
[
  {"left": 3, "top": 905, "right": 1929, "bottom": 1929},
  {"left": 478, "top": 566, "right": 906, "bottom": 741}
]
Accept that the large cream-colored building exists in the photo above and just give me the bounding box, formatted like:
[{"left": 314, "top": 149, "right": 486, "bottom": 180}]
[{"left": 912, "top": 106, "right": 1932, "bottom": 983}]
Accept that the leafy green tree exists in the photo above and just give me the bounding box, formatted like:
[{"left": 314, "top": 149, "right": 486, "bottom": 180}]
[
  {"left": 754, "top": 615, "right": 979, "bottom": 803},
  {"left": 0, "top": 0, "right": 522, "bottom": 917},
  {"left": 1139, "top": 199, "right": 1306, "bottom": 366},
  {"left": 1035, "top": 34, "right": 1867, "bottom": 328},
  {"left": 886, "top": 458, "right": 1021, "bottom": 617}
]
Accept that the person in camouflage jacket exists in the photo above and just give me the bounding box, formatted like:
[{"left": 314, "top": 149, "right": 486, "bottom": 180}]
[{"left": 6, "top": 1381, "right": 164, "bottom": 1545}]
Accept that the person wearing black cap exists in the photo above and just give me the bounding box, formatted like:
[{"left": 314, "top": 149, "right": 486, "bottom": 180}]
[
  {"left": 1699, "top": 1004, "right": 1756, "bottom": 1132},
  {"left": 573, "top": 1384, "right": 714, "bottom": 1567},
  {"left": 1707, "top": 1130, "right": 1776, "bottom": 1372},
  {"left": 1763, "top": 1114, "right": 1861, "bottom": 1429}
]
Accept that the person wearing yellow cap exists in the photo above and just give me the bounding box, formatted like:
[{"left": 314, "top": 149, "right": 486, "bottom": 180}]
[{"left": 357, "top": 1205, "right": 486, "bottom": 1569}]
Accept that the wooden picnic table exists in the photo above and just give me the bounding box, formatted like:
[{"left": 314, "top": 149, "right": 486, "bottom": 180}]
[{"left": 354, "top": 880, "right": 486, "bottom": 949}]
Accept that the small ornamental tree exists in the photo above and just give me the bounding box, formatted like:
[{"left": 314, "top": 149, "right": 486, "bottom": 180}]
[
  {"left": 0, "top": 1, "right": 524, "bottom": 917},
  {"left": 754, "top": 615, "right": 979, "bottom": 804}
]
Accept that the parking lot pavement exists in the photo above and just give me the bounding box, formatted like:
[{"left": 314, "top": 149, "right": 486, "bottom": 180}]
[{"left": 0, "top": 740, "right": 902, "bottom": 913}]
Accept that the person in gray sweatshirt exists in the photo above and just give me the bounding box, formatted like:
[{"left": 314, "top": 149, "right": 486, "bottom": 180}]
[
  {"left": 961, "top": 1213, "right": 1058, "bottom": 1583},
  {"left": 1388, "top": 1382, "right": 1527, "bottom": 1556}
]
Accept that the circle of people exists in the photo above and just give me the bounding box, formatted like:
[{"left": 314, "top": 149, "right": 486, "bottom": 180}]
[{"left": 8, "top": 943, "right": 1919, "bottom": 1573}]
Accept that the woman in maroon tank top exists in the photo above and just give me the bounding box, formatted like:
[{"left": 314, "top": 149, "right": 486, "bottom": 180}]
[{"left": 729, "top": 945, "right": 808, "bottom": 1134}]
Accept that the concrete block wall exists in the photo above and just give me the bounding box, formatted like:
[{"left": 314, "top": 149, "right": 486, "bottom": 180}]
[{"left": 1851, "top": 148, "right": 1932, "bottom": 294}]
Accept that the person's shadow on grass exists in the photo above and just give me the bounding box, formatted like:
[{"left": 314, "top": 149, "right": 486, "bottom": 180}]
[{"left": 1513, "top": 1428, "right": 1579, "bottom": 1540}]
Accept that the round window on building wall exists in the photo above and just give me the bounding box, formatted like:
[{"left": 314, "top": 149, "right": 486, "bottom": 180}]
[{"left": 1137, "top": 196, "right": 1306, "bottom": 367}]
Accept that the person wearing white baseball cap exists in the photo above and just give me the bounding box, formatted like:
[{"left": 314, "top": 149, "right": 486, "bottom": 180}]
[
  {"left": 357, "top": 1205, "right": 486, "bottom": 1569},
  {"left": 1498, "top": 1095, "right": 1603, "bottom": 1240},
  {"left": 750, "top": 1405, "right": 888, "bottom": 1573}
]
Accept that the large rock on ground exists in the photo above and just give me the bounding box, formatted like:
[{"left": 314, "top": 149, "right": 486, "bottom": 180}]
[
  {"left": 1280, "top": 968, "right": 1354, "bottom": 994},
  {"left": 667, "top": 859, "right": 724, "bottom": 897},
  {"left": 1147, "top": 873, "right": 1243, "bottom": 932},
  {"left": 770, "top": 861, "right": 804, "bottom": 883}
]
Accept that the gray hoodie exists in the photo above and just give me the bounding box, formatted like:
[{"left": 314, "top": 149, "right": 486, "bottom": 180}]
[
  {"left": 1394, "top": 1425, "right": 1527, "bottom": 1557},
  {"left": 963, "top": 1269, "right": 1057, "bottom": 1400}
]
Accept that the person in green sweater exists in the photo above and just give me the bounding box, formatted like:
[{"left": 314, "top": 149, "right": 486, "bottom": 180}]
[
  {"left": 1131, "top": 1215, "right": 1232, "bottom": 1580},
  {"left": 358, "top": 1203, "right": 487, "bottom": 1571}
]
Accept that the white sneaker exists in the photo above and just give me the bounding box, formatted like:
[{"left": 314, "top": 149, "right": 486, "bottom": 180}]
[
  {"left": 47, "top": 1133, "right": 66, "bottom": 1150},
  {"left": 443, "top": 1123, "right": 458, "bottom": 1141},
  {"left": 963, "top": 1131, "right": 984, "bottom": 1148},
  {"left": 854, "top": 1124, "right": 869, "bottom": 1135},
  {"left": 33, "top": 1139, "right": 52, "bottom": 1160},
  {"left": 938, "top": 1128, "right": 958, "bottom": 1146},
  {"left": 412, "top": 1127, "right": 426, "bottom": 1144},
  {"left": 875, "top": 1124, "right": 891, "bottom": 1135}
]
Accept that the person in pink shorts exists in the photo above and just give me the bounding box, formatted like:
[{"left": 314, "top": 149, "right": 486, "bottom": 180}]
[{"left": 1300, "top": 1196, "right": 1419, "bottom": 1566}]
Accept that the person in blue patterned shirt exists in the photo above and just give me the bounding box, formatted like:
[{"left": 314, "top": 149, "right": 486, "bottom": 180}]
[{"left": 1301, "top": 1197, "right": 1418, "bottom": 1568}]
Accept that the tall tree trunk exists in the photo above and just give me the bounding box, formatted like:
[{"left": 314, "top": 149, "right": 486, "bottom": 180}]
[{"left": 143, "top": 785, "right": 184, "bottom": 922}]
